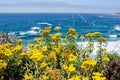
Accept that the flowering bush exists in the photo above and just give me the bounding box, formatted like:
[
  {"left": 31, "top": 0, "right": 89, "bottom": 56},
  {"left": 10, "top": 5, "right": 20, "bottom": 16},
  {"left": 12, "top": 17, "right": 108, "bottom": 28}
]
[{"left": 0, "top": 26, "right": 119, "bottom": 80}]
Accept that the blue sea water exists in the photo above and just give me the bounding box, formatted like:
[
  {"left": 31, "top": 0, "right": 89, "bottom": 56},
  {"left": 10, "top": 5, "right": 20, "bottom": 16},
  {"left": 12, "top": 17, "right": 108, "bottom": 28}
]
[{"left": 0, "top": 13, "right": 120, "bottom": 46}]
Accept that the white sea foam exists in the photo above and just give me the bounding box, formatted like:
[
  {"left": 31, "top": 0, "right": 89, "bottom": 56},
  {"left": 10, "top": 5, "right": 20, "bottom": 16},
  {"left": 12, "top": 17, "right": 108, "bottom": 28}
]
[
  {"left": 37, "top": 22, "right": 52, "bottom": 26},
  {"left": 19, "top": 27, "right": 41, "bottom": 36},
  {"left": 20, "top": 30, "right": 39, "bottom": 36},
  {"left": 8, "top": 32, "right": 15, "bottom": 35},
  {"left": 19, "top": 32, "right": 26, "bottom": 35},
  {"left": 114, "top": 25, "right": 120, "bottom": 31},
  {"left": 31, "top": 27, "right": 40, "bottom": 30},
  {"left": 109, "top": 35, "right": 117, "bottom": 38},
  {"left": 26, "top": 30, "right": 38, "bottom": 35}
]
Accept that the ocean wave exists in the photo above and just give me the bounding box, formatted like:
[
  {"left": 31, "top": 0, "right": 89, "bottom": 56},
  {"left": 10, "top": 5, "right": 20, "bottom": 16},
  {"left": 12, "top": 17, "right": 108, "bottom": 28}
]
[
  {"left": 19, "top": 31, "right": 38, "bottom": 36},
  {"left": 109, "top": 34, "right": 117, "bottom": 38},
  {"left": 37, "top": 22, "right": 52, "bottom": 26},
  {"left": 8, "top": 32, "right": 15, "bottom": 35},
  {"left": 19, "top": 27, "right": 41, "bottom": 36},
  {"left": 31, "top": 27, "right": 40, "bottom": 30},
  {"left": 19, "top": 32, "right": 26, "bottom": 35},
  {"left": 26, "top": 30, "right": 39, "bottom": 35},
  {"left": 114, "top": 25, "right": 120, "bottom": 31}
]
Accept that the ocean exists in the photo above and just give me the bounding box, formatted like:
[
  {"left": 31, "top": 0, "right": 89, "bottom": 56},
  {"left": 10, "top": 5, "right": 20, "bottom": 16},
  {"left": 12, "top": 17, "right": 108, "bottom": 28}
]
[{"left": 0, "top": 13, "right": 120, "bottom": 46}]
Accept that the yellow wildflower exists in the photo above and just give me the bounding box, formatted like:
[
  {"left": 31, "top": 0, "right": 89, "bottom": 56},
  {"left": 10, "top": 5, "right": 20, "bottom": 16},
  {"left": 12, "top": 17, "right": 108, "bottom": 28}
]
[
  {"left": 63, "top": 64, "right": 75, "bottom": 72},
  {"left": 41, "top": 47, "right": 47, "bottom": 52},
  {"left": 92, "top": 72, "right": 106, "bottom": 80},
  {"left": 28, "top": 44, "right": 35, "bottom": 49},
  {"left": 82, "top": 77, "right": 89, "bottom": 80},
  {"left": 16, "top": 39, "right": 23, "bottom": 45},
  {"left": 0, "top": 60, "right": 7, "bottom": 73},
  {"left": 40, "top": 62, "right": 48, "bottom": 68},
  {"left": 54, "top": 47, "right": 61, "bottom": 54},
  {"left": 3, "top": 43, "right": 12, "bottom": 48},
  {"left": 30, "top": 49, "right": 44, "bottom": 61},
  {"left": 85, "top": 33, "right": 94, "bottom": 41},
  {"left": 102, "top": 57, "right": 110, "bottom": 62},
  {"left": 0, "top": 46, "right": 12, "bottom": 57},
  {"left": 67, "top": 28, "right": 78, "bottom": 38},
  {"left": 34, "top": 38, "right": 42, "bottom": 43},
  {"left": 12, "top": 45, "right": 22, "bottom": 53},
  {"left": 85, "top": 33, "right": 94, "bottom": 38},
  {"left": 24, "top": 74, "right": 33, "bottom": 80},
  {"left": 50, "top": 33, "right": 62, "bottom": 42},
  {"left": 68, "top": 54, "right": 77, "bottom": 62},
  {"left": 54, "top": 26, "right": 61, "bottom": 31},
  {"left": 68, "top": 75, "right": 80, "bottom": 80},
  {"left": 40, "top": 27, "right": 51, "bottom": 36},
  {"left": 93, "top": 32, "right": 101, "bottom": 36},
  {"left": 68, "top": 64, "right": 75, "bottom": 72},
  {"left": 21, "top": 52, "right": 29, "bottom": 56},
  {"left": 48, "top": 52, "right": 57, "bottom": 61},
  {"left": 42, "top": 75, "right": 48, "bottom": 80},
  {"left": 63, "top": 64, "right": 68, "bottom": 71},
  {"left": 98, "top": 37, "right": 107, "bottom": 43},
  {"left": 81, "top": 59, "right": 96, "bottom": 71}
]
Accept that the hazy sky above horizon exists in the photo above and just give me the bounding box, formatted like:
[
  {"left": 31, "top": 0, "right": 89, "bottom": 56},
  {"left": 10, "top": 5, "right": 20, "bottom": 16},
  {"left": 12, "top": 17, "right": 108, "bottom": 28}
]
[{"left": 0, "top": 0, "right": 119, "bottom": 13}]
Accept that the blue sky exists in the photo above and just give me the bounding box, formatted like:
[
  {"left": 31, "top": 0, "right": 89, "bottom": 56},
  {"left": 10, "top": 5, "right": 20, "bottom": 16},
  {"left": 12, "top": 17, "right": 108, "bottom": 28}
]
[{"left": 0, "top": 0, "right": 119, "bottom": 13}]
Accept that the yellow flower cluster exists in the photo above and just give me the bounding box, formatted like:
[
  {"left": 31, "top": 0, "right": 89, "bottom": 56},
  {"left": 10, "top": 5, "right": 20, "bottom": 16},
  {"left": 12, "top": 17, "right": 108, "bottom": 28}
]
[
  {"left": 24, "top": 74, "right": 33, "bottom": 80},
  {"left": 92, "top": 72, "right": 106, "bottom": 80},
  {"left": 21, "top": 52, "right": 29, "bottom": 56},
  {"left": 68, "top": 75, "right": 80, "bottom": 80},
  {"left": 85, "top": 32, "right": 101, "bottom": 41},
  {"left": 42, "top": 75, "right": 48, "bottom": 80},
  {"left": 85, "top": 33, "right": 94, "bottom": 38},
  {"left": 93, "top": 32, "right": 101, "bottom": 36},
  {"left": 48, "top": 52, "right": 57, "bottom": 61},
  {"left": 81, "top": 59, "right": 96, "bottom": 71},
  {"left": 0, "top": 28, "right": 111, "bottom": 80},
  {"left": 34, "top": 38, "right": 42, "bottom": 43},
  {"left": 68, "top": 54, "right": 77, "bottom": 62},
  {"left": 0, "top": 60, "right": 7, "bottom": 73},
  {"left": 102, "top": 57, "right": 110, "bottom": 62},
  {"left": 50, "top": 33, "right": 62, "bottom": 42},
  {"left": 40, "top": 62, "right": 48, "bottom": 68},
  {"left": 41, "top": 47, "right": 47, "bottom": 52},
  {"left": 0, "top": 45, "right": 12, "bottom": 57},
  {"left": 63, "top": 64, "right": 75, "bottom": 73},
  {"left": 85, "top": 32, "right": 101, "bottom": 38},
  {"left": 16, "top": 39, "right": 23, "bottom": 45},
  {"left": 67, "top": 28, "right": 78, "bottom": 38},
  {"left": 40, "top": 27, "right": 51, "bottom": 36},
  {"left": 29, "top": 49, "right": 45, "bottom": 61},
  {"left": 28, "top": 44, "right": 35, "bottom": 49},
  {"left": 12, "top": 45, "right": 22, "bottom": 53},
  {"left": 82, "top": 77, "right": 89, "bottom": 80},
  {"left": 54, "top": 47, "right": 61, "bottom": 54},
  {"left": 98, "top": 37, "right": 107, "bottom": 43},
  {"left": 3, "top": 43, "right": 12, "bottom": 48},
  {"left": 54, "top": 26, "right": 61, "bottom": 31}
]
